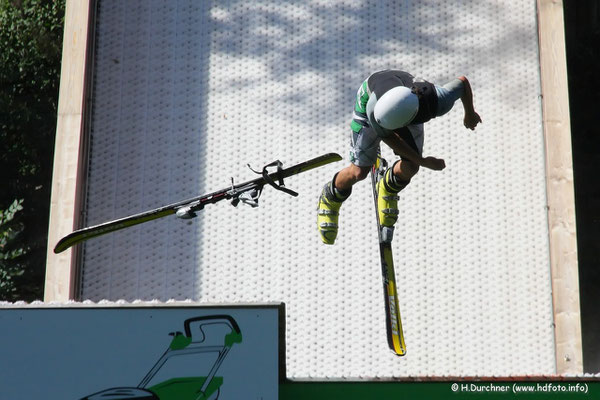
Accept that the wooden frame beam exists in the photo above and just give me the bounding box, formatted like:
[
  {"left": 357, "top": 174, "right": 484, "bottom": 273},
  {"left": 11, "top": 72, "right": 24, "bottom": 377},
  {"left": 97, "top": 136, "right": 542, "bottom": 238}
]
[
  {"left": 44, "top": 0, "right": 93, "bottom": 301},
  {"left": 537, "top": 0, "right": 583, "bottom": 374}
]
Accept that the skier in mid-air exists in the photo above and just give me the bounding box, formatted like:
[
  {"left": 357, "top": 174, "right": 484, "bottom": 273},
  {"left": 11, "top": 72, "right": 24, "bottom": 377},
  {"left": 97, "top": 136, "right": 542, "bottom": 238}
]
[{"left": 318, "top": 70, "right": 481, "bottom": 244}]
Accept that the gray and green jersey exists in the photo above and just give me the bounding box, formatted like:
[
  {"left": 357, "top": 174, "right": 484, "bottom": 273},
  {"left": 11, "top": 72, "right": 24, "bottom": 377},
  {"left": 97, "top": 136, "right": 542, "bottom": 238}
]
[
  {"left": 350, "top": 80, "right": 371, "bottom": 133},
  {"left": 350, "top": 70, "right": 421, "bottom": 138},
  {"left": 349, "top": 70, "right": 464, "bottom": 137},
  {"left": 347, "top": 70, "right": 465, "bottom": 167}
]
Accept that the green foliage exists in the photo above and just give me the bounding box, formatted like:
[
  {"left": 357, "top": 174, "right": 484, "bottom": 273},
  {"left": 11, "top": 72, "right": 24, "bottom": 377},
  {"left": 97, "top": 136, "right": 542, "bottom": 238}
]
[
  {"left": 0, "top": 199, "right": 28, "bottom": 301},
  {"left": 0, "top": 0, "right": 65, "bottom": 301}
]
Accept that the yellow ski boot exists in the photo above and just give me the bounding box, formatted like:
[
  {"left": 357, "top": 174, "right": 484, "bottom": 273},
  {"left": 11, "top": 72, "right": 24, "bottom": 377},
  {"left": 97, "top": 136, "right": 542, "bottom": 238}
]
[
  {"left": 317, "top": 180, "right": 348, "bottom": 245},
  {"left": 376, "top": 168, "right": 406, "bottom": 227}
]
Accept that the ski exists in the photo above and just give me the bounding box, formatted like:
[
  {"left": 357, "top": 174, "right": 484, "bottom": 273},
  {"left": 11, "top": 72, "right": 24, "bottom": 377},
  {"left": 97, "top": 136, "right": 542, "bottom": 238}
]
[
  {"left": 371, "top": 150, "right": 407, "bottom": 356},
  {"left": 54, "top": 152, "right": 342, "bottom": 254}
]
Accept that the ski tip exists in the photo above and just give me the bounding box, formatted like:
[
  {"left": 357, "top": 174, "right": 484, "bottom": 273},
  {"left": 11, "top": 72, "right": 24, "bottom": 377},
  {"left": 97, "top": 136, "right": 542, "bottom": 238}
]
[
  {"left": 389, "top": 332, "right": 406, "bottom": 357},
  {"left": 53, "top": 240, "right": 70, "bottom": 254},
  {"left": 53, "top": 233, "right": 79, "bottom": 254},
  {"left": 388, "top": 344, "right": 407, "bottom": 356},
  {"left": 392, "top": 348, "right": 407, "bottom": 357}
]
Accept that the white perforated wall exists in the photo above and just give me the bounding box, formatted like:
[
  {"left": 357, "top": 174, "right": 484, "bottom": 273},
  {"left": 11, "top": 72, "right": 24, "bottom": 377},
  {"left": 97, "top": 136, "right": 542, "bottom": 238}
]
[{"left": 81, "top": 0, "right": 554, "bottom": 377}]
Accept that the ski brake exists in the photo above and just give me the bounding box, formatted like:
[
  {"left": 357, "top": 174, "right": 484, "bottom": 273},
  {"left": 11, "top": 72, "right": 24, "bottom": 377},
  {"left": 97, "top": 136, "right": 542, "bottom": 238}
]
[{"left": 229, "top": 160, "right": 298, "bottom": 208}]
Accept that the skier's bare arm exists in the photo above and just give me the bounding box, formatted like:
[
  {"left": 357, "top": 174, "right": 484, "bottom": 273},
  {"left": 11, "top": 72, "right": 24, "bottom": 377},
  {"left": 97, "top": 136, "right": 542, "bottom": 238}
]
[
  {"left": 382, "top": 132, "right": 445, "bottom": 171},
  {"left": 457, "top": 76, "right": 482, "bottom": 130}
]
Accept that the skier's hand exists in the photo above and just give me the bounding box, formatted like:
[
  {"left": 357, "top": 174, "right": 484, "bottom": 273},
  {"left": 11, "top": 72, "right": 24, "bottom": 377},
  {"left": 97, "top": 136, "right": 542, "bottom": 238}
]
[
  {"left": 421, "top": 156, "right": 446, "bottom": 171},
  {"left": 464, "top": 111, "right": 482, "bottom": 130}
]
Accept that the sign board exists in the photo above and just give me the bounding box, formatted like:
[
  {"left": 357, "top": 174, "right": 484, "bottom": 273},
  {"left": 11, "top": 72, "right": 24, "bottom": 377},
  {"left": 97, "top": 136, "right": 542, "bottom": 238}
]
[{"left": 0, "top": 303, "right": 282, "bottom": 400}]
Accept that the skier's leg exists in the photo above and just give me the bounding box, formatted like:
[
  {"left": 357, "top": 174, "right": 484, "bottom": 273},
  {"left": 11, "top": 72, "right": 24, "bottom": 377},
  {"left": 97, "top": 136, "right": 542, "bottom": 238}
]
[
  {"left": 317, "top": 173, "right": 348, "bottom": 245},
  {"left": 392, "top": 159, "right": 419, "bottom": 181},
  {"left": 334, "top": 163, "right": 370, "bottom": 191},
  {"left": 318, "top": 126, "right": 378, "bottom": 244},
  {"left": 377, "top": 159, "right": 419, "bottom": 227},
  {"left": 377, "top": 123, "right": 423, "bottom": 227},
  {"left": 317, "top": 165, "right": 370, "bottom": 244}
]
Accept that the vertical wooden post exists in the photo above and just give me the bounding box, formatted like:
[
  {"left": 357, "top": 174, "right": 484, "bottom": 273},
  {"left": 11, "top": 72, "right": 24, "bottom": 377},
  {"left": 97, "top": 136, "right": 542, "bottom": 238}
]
[
  {"left": 537, "top": 0, "right": 583, "bottom": 374},
  {"left": 44, "top": 0, "right": 93, "bottom": 301}
]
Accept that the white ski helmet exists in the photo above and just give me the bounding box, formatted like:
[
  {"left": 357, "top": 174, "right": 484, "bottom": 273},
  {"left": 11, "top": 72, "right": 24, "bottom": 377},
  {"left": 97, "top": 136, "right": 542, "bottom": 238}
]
[{"left": 373, "top": 86, "right": 419, "bottom": 129}]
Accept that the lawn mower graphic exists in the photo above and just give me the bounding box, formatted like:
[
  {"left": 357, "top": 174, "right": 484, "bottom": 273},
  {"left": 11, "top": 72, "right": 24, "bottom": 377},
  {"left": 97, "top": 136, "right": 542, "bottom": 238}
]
[{"left": 81, "top": 315, "right": 242, "bottom": 400}]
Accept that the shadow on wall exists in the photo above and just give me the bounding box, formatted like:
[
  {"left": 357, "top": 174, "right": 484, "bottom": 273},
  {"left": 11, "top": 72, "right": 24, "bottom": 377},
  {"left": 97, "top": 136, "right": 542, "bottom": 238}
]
[
  {"left": 207, "top": 0, "right": 533, "bottom": 114},
  {"left": 82, "top": 0, "right": 536, "bottom": 301}
]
